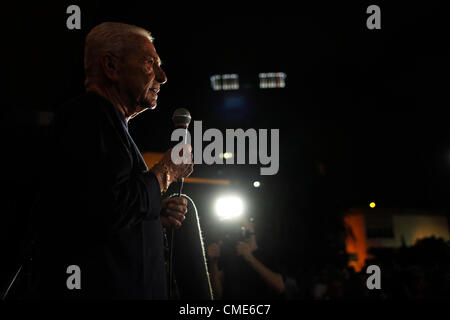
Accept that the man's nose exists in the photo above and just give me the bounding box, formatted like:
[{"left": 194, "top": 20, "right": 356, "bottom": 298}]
[{"left": 155, "top": 65, "right": 167, "bottom": 84}]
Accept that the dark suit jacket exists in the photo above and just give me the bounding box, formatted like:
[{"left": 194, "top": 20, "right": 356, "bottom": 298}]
[{"left": 30, "top": 92, "right": 166, "bottom": 299}]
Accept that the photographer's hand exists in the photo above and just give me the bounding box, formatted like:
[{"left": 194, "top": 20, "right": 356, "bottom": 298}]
[
  {"left": 236, "top": 241, "right": 254, "bottom": 261},
  {"left": 207, "top": 242, "right": 222, "bottom": 261}
]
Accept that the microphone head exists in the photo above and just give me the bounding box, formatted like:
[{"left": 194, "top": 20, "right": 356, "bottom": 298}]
[{"left": 172, "top": 108, "right": 191, "bottom": 128}]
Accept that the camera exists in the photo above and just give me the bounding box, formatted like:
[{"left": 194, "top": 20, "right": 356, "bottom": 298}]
[
  {"left": 224, "top": 226, "right": 252, "bottom": 243},
  {"left": 220, "top": 218, "right": 255, "bottom": 255}
]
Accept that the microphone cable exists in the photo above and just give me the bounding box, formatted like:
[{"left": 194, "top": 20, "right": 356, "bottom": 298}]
[{"left": 167, "top": 192, "right": 212, "bottom": 300}]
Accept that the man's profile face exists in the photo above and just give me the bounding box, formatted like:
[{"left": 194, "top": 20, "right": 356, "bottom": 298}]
[{"left": 118, "top": 34, "right": 167, "bottom": 116}]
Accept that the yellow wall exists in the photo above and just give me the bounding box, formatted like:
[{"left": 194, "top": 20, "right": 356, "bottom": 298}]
[
  {"left": 393, "top": 215, "right": 450, "bottom": 246},
  {"left": 345, "top": 208, "right": 450, "bottom": 272}
]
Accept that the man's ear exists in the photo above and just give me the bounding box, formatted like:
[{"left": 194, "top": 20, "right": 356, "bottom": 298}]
[{"left": 100, "top": 53, "right": 120, "bottom": 82}]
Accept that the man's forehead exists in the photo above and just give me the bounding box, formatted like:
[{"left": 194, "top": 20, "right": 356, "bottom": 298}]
[{"left": 132, "top": 34, "right": 161, "bottom": 64}]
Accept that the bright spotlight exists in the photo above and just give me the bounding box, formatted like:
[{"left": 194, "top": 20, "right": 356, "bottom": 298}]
[
  {"left": 369, "top": 202, "right": 376, "bottom": 208},
  {"left": 253, "top": 181, "right": 261, "bottom": 188},
  {"left": 215, "top": 196, "right": 244, "bottom": 220},
  {"left": 219, "top": 152, "right": 233, "bottom": 159}
]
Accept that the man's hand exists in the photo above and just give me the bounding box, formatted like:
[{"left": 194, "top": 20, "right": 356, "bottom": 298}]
[
  {"left": 236, "top": 241, "right": 254, "bottom": 261},
  {"left": 160, "top": 197, "right": 187, "bottom": 229},
  {"left": 206, "top": 242, "right": 222, "bottom": 261},
  {"left": 150, "top": 146, "right": 194, "bottom": 194}
]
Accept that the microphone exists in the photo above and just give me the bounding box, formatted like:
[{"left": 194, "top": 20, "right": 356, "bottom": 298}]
[
  {"left": 169, "top": 108, "right": 192, "bottom": 299},
  {"left": 172, "top": 108, "right": 191, "bottom": 196},
  {"left": 172, "top": 108, "right": 191, "bottom": 129}
]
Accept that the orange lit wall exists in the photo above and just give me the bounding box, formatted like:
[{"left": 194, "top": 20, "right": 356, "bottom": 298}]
[
  {"left": 344, "top": 210, "right": 368, "bottom": 272},
  {"left": 142, "top": 152, "right": 230, "bottom": 185},
  {"left": 142, "top": 152, "right": 164, "bottom": 168}
]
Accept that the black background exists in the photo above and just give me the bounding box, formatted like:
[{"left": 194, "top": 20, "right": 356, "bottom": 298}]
[{"left": 1, "top": 1, "right": 449, "bottom": 295}]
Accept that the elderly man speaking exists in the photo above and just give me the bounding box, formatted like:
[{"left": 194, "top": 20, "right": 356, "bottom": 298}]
[{"left": 30, "top": 22, "right": 193, "bottom": 299}]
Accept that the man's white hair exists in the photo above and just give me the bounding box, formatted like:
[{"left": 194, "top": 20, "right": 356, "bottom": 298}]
[{"left": 84, "top": 22, "right": 153, "bottom": 88}]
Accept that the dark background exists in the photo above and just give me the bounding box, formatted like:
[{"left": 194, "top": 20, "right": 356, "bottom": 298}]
[{"left": 1, "top": 1, "right": 449, "bottom": 292}]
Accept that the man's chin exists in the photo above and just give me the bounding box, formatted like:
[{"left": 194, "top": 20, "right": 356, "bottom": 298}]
[{"left": 137, "top": 99, "right": 157, "bottom": 111}]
